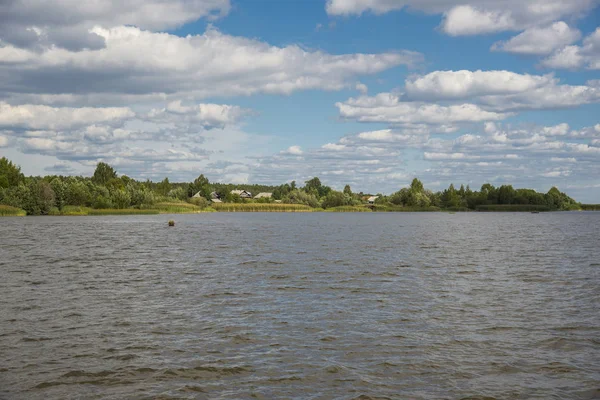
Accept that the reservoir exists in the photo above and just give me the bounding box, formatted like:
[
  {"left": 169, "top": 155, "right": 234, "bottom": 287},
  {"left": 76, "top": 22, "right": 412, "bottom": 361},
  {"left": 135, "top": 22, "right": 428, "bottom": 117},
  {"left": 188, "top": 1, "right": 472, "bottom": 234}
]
[{"left": 1, "top": 212, "right": 599, "bottom": 399}]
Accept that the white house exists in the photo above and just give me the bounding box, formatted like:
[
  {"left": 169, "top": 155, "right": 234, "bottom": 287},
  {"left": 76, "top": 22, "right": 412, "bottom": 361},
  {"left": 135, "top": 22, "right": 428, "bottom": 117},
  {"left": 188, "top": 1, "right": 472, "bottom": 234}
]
[
  {"left": 231, "top": 189, "right": 252, "bottom": 199},
  {"left": 367, "top": 196, "right": 379, "bottom": 204}
]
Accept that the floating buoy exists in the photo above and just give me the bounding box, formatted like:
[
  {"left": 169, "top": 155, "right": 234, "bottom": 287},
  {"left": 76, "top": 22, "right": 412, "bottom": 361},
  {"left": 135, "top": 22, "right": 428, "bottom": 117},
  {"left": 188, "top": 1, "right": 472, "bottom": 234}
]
[{"left": 168, "top": 220, "right": 175, "bottom": 226}]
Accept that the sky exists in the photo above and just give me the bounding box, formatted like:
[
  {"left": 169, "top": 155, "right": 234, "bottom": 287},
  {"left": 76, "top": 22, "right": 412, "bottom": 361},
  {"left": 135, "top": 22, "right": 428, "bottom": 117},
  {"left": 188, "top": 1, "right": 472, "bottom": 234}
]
[{"left": 0, "top": 0, "right": 599, "bottom": 202}]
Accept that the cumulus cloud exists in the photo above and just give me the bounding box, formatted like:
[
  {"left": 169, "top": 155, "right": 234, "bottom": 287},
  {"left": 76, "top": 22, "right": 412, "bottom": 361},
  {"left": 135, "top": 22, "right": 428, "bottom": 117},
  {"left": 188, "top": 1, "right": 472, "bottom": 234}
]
[
  {"left": 0, "top": 0, "right": 230, "bottom": 50},
  {"left": 283, "top": 145, "right": 304, "bottom": 155},
  {"left": 336, "top": 93, "right": 509, "bottom": 125},
  {"left": 396, "top": 70, "right": 600, "bottom": 113},
  {"left": 0, "top": 102, "right": 134, "bottom": 130},
  {"left": 541, "top": 28, "right": 600, "bottom": 70},
  {"left": 146, "top": 101, "right": 250, "bottom": 129},
  {"left": 0, "top": 26, "right": 421, "bottom": 102},
  {"left": 405, "top": 70, "right": 554, "bottom": 100},
  {"left": 325, "top": 0, "right": 596, "bottom": 36},
  {"left": 492, "top": 22, "right": 581, "bottom": 55}
]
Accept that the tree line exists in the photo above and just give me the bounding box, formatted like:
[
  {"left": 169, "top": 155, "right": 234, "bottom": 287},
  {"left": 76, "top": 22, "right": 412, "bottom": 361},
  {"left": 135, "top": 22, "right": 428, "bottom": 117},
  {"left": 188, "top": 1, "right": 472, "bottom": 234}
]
[{"left": 0, "top": 157, "right": 582, "bottom": 215}]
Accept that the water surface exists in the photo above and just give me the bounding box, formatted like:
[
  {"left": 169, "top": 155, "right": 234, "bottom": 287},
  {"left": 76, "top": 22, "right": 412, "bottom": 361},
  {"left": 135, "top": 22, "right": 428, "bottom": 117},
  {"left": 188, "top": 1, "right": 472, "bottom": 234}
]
[{"left": 1, "top": 212, "right": 599, "bottom": 399}]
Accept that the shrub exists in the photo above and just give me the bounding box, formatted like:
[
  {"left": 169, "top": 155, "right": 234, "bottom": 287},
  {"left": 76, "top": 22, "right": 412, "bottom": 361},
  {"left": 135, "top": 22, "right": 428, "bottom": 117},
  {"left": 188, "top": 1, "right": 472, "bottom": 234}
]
[{"left": 0, "top": 205, "right": 26, "bottom": 216}]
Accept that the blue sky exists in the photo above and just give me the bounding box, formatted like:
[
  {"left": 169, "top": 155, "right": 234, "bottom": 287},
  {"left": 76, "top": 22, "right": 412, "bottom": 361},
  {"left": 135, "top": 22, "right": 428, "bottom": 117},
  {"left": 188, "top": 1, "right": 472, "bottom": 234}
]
[{"left": 0, "top": 0, "right": 599, "bottom": 201}]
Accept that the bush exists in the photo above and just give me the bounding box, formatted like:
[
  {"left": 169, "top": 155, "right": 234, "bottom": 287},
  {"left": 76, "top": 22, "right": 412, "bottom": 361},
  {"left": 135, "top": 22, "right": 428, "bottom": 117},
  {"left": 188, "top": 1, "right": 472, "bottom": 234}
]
[
  {"left": 0, "top": 205, "right": 26, "bottom": 216},
  {"left": 189, "top": 196, "right": 209, "bottom": 208},
  {"left": 212, "top": 203, "right": 313, "bottom": 212},
  {"left": 111, "top": 189, "right": 131, "bottom": 209},
  {"left": 476, "top": 204, "right": 551, "bottom": 212}
]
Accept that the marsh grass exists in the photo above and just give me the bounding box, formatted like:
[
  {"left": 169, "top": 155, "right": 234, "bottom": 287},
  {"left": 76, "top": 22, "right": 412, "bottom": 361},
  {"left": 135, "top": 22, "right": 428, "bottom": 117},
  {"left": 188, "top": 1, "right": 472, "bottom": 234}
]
[
  {"left": 48, "top": 206, "right": 92, "bottom": 216},
  {"left": 212, "top": 203, "right": 313, "bottom": 212},
  {"left": 153, "top": 202, "right": 214, "bottom": 213},
  {"left": 371, "top": 205, "right": 441, "bottom": 212},
  {"left": 88, "top": 209, "right": 160, "bottom": 215},
  {"left": 581, "top": 204, "right": 600, "bottom": 211},
  {"left": 476, "top": 204, "right": 551, "bottom": 212},
  {"left": 324, "top": 206, "right": 371, "bottom": 212},
  {"left": 0, "top": 205, "right": 26, "bottom": 216}
]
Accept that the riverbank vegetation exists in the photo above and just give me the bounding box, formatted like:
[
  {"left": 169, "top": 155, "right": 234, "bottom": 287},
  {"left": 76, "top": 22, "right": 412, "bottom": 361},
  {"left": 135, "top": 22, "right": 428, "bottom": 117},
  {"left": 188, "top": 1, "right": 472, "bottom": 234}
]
[
  {"left": 0, "top": 204, "right": 26, "bottom": 216},
  {"left": 0, "top": 157, "right": 587, "bottom": 216},
  {"left": 211, "top": 203, "right": 313, "bottom": 212},
  {"left": 581, "top": 204, "right": 600, "bottom": 211}
]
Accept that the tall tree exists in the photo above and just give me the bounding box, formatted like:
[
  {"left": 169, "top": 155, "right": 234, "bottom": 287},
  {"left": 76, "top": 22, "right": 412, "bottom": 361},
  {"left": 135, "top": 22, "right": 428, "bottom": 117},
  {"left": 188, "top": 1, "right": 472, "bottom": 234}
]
[
  {"left": 0, "top": 157, "right": 24, "bottom": 188},
  {"left": 92, "top": 162, "right": 117, "bottom": 186}
]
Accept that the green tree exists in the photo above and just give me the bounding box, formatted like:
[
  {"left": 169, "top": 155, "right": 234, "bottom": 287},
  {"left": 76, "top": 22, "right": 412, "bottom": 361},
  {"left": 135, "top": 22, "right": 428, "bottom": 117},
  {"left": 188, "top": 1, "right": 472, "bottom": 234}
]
[
  {"left": 0, "top": 157, "right": 24, "bottom": 188},
  {"left": 50, "top": 178, "right": 66, "bottom": 210},
  {"left": 188, "top": 174, "right": 211, "bottom": 199},
  {"left": 497, "top": 185, "right": 515, "bottom": 205},
  {"left": 111, "top": 189, "right": 131, "bottom": 209},
  {"left": 92, "top": 162, "right": 117, "bottom": 186},
  {"left": 343, "top": 184, "right": 352, "bottom": 195},
  {"left": 157, "top": 177, "right": 171, "bottom": 196},
  {"left": 410, "top": 178, "right": 424, "bottom": 193}
]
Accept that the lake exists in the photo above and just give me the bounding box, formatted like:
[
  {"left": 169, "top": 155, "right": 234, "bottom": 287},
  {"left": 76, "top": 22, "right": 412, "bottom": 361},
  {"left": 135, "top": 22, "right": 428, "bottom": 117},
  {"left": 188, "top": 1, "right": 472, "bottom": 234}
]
[{"left": 1, "top": 212, "right": 599, "bottom": 399}]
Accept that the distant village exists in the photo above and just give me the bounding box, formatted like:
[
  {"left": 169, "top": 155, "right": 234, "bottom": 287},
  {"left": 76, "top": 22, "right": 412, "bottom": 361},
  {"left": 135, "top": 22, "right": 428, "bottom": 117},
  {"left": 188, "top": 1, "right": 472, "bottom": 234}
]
[{"left": 195, "top": 189, "right": 379, "bottom": 205}]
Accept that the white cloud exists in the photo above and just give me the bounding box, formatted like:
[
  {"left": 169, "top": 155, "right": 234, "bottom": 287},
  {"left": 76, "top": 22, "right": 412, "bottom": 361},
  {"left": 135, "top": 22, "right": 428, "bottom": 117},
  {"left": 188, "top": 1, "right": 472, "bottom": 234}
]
[
  {"left": 337, "top": 93, "right": 509, "bottom": 125},
  {"left": 283, "top": 145, "right": 303, "bottom": 155},
  {"left": 322, "top": 143, "right": 347, "bottom": 151},
  {"left": 147, "top": 101, "right": 249, "bottom": 129},
  {"left": 541, "top": 28, "right": 600, "bottom": 70},
  {"left": 492, "top": 22, "right": 581, "bottom": 55},
  {"left": 442, "top": 5, "right": 515, "bottom": 36},
  {"left": 325, "top": 0, "right": 596, "bottom": 36},
  {"left": 0, "top": 134, "right": 8, "bottom": 147},
  {"left": 0, "top": 0, "right": 230, "bottom": 50},
  {"left": 356, "top": 83, "right": 368, "bottom": 94},
  {"left": 399, "top": 70, "right": 600, "bottom": 113},
  {"left": 0, "top": 102, "right": 134, "bottom": 130},
  {"left": 0, "top": 26, "right": 421, "bottom": 102},
  {"left": 405, "top": 70, "right": 553, "bottom": 100}
]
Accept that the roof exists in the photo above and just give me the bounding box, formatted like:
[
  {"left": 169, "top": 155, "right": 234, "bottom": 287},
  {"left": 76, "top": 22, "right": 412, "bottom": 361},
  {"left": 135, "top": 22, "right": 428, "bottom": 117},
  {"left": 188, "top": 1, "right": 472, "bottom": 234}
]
[
  {"left": 211, "top": 198, "right": 223, "bottom": 203},
  {"left": 192, "top": 191, "right": 203, "bottom": 198},
  {"left": 368, "top": 196, "right": 379, "bottom": 202},
  {"left": 231, "top": 189, "right": 251, "bottom": 196},
  {"left": 254, "top": 192, "right": 272, "bottom": 198}
]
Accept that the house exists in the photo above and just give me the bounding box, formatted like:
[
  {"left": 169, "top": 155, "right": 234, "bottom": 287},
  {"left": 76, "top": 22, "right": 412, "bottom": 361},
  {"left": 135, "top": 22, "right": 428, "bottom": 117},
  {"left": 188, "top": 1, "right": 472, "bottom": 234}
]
[
  {"left": 367, "top": 196, "right": 379, "bottom": 205},
  {"left": 231, "top": 189, "right": 252, "bottom": 199},
  {"left": 254, "top": 192, "right": 272, "bottom": 199},
  {"left": 210, "top": 191, "right": 220, "bottom": 199},
  {"left": 192, "top": 191, "right": 203, "bottom": 198}
]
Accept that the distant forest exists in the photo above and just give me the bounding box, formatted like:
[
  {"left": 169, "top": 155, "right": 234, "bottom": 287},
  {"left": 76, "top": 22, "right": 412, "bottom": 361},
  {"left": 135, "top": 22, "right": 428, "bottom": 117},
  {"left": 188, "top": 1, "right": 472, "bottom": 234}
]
[{"left": 0, "top": 157, "right": 589, "bottom": 216}]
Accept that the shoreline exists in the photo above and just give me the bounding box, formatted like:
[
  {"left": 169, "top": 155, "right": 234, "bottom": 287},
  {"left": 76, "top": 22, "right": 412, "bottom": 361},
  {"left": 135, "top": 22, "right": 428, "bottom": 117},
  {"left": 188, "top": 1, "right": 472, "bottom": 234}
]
[{"left": 2, "top": 209, "right": 597, "bottom": 217}]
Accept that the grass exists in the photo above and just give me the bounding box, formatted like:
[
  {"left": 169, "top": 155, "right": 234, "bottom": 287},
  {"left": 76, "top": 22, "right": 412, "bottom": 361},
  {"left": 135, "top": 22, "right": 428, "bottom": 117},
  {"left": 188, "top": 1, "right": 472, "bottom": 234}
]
[
  {"left": 153, "top": 202, "right": 214, "bottom": 213},
  {"left": 0, "top": 205, "right": 26, "bottom": 216},
  {"left": 48, "top": 206, "right": 92, "bottom": 216},
  {"left": 324, "top": 206, "right": 372, "bottom": 212},
  {"left": 212, "top": 203, "right": 313, "bottom": 212},
  {"left": 476, "top": 204, "right": 551, "bottom": 212},
  {"left": 87, "top": 209, "right": 160, "bottom": 215},
  {"left": 371, "top": 205, "right": 442, "bottom": 212},
  {"left": 581, "top": 204, "right": 600, "bottom": 211}
]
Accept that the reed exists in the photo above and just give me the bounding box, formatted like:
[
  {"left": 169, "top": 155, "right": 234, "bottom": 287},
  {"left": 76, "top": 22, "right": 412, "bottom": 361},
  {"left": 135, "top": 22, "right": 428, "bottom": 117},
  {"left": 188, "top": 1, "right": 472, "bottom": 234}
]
[
  {"left": 212, "top": 203, "right": 313, "bottom": 212},
  {"left": 476, "top": 204, "right": 551, "bottom": 212},
  {"left": 324, "top": 206, "right": 372, "bottom": 212},
  {"left": 0, "top": 205, "right": 26, "bottom": 216},
  {"left": 371, "top": 205, "right": 441, "bottom": 212},
  {"left": 153, "top": 202, "right": 213, "bottom": 213},
  {"left": 581, "top": 204, "right": 600, "bottom": 211},
  {"left": 87, "top": 209, "right": 160, "bottom": 215}
]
